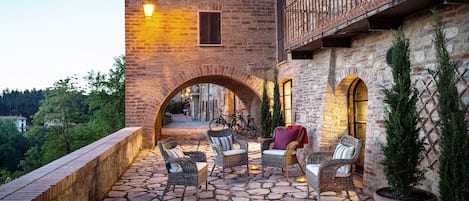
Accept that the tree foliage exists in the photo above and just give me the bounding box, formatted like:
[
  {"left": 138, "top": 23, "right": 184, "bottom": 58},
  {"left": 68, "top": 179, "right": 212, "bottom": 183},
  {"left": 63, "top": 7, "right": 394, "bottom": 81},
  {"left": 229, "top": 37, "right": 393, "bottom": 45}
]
[
  {"left": 0, "top": 89, "right": 44, "bottom": 123},
  {"left": 261, "top": 67, "right": 272, "bottom": 137},
  {"left": 0, "top": 55, "right": 127, "bottom": 183},
  {"left": 85, "top": 55, "right": 126, "bottom": 136},
  {"left": 272, "top": 68, "right": 284, "bottom": 129},
  {"left": 382, "top": 28, "right": 424, "bottom": 197},
  {"left": 432, "top": 11, "right": 469, "bottom": 201},
  {"left": 33, "top": 77, "right": 88, "bottom": 162},
  {"left": 0, "top": 119, "right": 28, "bottom": 171}
]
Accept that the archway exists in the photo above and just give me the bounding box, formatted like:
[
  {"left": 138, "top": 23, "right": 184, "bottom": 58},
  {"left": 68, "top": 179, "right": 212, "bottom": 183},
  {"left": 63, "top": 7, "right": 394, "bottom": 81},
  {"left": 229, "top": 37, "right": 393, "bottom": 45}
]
[{"left": 153, "top": 75, "right": 262, "bottom": 143}]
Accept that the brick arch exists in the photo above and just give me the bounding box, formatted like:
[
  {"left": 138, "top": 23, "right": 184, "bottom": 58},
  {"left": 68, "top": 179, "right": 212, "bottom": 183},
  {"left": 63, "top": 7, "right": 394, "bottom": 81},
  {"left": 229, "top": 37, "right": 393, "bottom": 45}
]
[{"left": 139, "top": 66, "right": 264, "bottom": 148}]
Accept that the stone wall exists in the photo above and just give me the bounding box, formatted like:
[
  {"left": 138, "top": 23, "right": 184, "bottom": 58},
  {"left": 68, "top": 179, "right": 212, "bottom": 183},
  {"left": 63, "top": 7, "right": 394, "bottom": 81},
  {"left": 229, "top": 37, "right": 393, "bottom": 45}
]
[
  {"left": 278, "top": 4, "right": 469, "bottom": 196},
  {"left": 125, "top": 0, "right": 277, "bottom": 148},
  {"left": 0, "top": 127, "right": 143, "bottom": 201}
]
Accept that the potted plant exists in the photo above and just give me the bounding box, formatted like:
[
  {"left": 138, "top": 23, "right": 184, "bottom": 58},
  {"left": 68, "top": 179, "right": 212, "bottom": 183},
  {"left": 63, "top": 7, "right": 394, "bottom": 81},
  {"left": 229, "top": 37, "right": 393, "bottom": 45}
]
[{"left": 374, "top": 28, "right": 436, "bottom": 201}]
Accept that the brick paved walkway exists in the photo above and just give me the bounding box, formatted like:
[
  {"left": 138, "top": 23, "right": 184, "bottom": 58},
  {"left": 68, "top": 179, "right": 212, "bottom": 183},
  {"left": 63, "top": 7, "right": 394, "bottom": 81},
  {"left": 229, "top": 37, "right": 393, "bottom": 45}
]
[{"left": 103, "top": 114, "right": 373, "bottom": 201}]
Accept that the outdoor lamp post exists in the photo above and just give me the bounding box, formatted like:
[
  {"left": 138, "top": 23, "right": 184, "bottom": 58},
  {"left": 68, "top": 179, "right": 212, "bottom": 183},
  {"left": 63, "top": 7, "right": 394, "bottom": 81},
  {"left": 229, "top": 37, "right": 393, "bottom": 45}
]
[{"left": 143, "top": 2, "right": 155, "bottom": 17}]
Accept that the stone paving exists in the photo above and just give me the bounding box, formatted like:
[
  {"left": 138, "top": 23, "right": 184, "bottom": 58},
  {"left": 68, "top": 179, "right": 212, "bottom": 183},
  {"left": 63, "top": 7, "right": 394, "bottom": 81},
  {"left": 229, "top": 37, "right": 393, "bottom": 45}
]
[{"left": 103, "top": 115, "right": 373, "bottom": 201}]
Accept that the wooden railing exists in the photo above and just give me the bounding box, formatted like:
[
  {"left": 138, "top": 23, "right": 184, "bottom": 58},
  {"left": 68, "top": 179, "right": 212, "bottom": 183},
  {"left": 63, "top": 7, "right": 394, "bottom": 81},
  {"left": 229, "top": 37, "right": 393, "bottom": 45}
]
[{"left": 285, "top": 0, "right": 389, "bottom": 50}]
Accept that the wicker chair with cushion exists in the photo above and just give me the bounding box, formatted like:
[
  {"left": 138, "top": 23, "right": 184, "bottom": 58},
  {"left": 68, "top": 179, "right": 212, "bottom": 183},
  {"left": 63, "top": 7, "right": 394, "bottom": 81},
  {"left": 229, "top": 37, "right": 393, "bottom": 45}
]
[
  {"left": 157, "top": 137, "right": 208, "bottom": 201},
  {"left": 205, "top": 128, "right": 249, "bottom": 179},
  {"left": 306, "top": 135, "right": 363, "bottom": 201},
  {"left": 261, "top": 126, "right": 306, "bottom": 181}
]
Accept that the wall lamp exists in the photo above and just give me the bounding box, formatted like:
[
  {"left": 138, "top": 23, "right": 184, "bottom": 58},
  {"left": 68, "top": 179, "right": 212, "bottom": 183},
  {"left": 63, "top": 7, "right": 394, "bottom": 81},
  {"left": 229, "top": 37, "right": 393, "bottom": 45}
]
[{"left": 143, "top": 1, "right": 155, "bottom": 17}]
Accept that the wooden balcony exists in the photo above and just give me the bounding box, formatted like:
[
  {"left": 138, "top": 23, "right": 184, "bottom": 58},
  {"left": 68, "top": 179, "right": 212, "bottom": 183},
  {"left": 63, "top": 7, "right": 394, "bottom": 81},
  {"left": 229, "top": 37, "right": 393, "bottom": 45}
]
[{"left": 284, "top": 0, "right": 448, "bottom": 59}]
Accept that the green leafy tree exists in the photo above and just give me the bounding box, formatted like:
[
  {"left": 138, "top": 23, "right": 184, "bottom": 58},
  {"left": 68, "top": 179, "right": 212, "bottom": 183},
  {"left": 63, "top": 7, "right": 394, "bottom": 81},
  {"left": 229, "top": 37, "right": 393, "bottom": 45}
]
[
  {"left": 382, "top": 28, "right": 424, "bottom": 197},
  {"left": 33, "top": 77, "right": 88, "bottom": 163},
  {"left": 272, "top": 68, "right": 284, "bottom": 129},
  {"left": 0, "top": 89, "right": 44, "bottom": 123},
  {"left": 432, "top": 11, "right": 469, "bottom": 201},
  {"left": 0, "top": 119, "right": 28, "bottom": 171},
  {"left": 85, "top": 55, "right": 126, "bottom": 137},
  {"left": 0, "top": 119, "right": 29, "bottom": 184},
  {"left": 18, "top": 146, "right": 44, "bottom": 173},
  {"left": 261, "top": 67, "right": 272, "bottom": 137}
]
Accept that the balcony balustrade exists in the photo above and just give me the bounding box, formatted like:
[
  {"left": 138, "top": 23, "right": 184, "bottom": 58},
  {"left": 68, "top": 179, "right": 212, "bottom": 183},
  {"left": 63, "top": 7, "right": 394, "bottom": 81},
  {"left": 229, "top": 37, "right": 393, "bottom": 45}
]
[{"left": 284, "top": 0, "right": 443, "bottom": 56}]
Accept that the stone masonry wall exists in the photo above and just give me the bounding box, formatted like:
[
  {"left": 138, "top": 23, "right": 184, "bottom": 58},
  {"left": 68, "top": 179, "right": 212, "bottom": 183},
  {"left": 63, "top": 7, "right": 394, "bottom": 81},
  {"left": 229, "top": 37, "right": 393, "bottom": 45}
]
[
  {"left": 125, "top": 0, "right": 277, "bottom": 148},
  {"left": 279, "top": 4, "right": 468, "bottom": 196}
]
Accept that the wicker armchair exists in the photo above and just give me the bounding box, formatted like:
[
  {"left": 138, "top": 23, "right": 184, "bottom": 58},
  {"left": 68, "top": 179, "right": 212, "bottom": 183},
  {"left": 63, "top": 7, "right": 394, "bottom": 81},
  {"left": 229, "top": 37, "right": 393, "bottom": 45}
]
[
  {"left": 306, "top": 135, "right": 363, "bottom": 201},
  {"left": 157, "top": 137, "right": 208, "bottom": 201},
  {"left": 261, "top": 126, "right": 305, "bottom": 181},
  {"left": 205, "top": 128, "right": 249, "bottom": 179}
]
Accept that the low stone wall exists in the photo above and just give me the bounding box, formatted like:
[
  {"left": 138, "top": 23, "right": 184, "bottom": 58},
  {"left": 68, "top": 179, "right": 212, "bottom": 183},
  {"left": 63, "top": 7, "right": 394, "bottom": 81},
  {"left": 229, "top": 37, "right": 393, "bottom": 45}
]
[{"left": 0, "top": 127, "right": 143, "bottom": 201}]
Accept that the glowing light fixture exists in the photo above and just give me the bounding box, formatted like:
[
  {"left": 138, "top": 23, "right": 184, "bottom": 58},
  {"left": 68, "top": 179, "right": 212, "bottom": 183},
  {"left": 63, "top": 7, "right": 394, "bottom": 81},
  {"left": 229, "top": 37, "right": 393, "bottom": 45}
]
[
  {"left": 296, "top": 176, "right": 307, "bottom": 183},
  {"left": 249, "top": 165, "right": 259, "bottom": 170},
  {"left": 143, "top": 3, "right": 155, "bottom": 17}
]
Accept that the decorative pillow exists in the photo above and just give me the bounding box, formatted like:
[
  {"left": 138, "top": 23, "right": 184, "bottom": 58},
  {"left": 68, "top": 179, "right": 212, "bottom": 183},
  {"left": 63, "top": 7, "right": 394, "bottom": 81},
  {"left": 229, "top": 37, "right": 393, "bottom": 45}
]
[
  {"left": 332, "top": 143, "right": 355, "bottom": 174},
  {"left": 165, "top": 145, "right": 187, "bottom": 172},
  {"left": 272, "top": 128, "right": 298, "bottom": 150},
  {"left": 166, "top": 145, "right": 185, "bottom": 158},
  {"left": 210, "top": 135, "right": 233, "bottom": 151}
]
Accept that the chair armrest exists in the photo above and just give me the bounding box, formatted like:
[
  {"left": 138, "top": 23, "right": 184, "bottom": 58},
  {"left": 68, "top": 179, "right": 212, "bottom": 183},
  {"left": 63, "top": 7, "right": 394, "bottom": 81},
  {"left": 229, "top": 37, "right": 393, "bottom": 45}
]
[
  {"left": 184, "top": 151, "right": 207, "bottom": 162},
  {"left": 260, "top": 138, "right": 274, "bottom": 152},
  {"left": 318, "top": 158, "right": 356, "bottom": 180},
  {"left": 306, "top": 151, "right": 334, "bottom": 164},
  {"left": 168, "top": 157, "right": 198, "bottom": 174},
  {"left": 235, "top": 139, "right": 248, "bottom": 151},
  {"left": 285, "top": 141, "right": 299, "bottom": 154}
]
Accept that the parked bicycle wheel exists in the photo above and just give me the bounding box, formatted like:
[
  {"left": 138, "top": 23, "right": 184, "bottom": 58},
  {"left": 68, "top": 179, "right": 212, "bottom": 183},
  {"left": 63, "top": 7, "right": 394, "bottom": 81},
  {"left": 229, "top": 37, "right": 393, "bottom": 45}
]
[
  {"left": 209, "top": 118, "right": 226, "bottom": 130},
  {"left": 231, "top": 116, "right": 246, "bottom": 134},
  {"left": 246, "top": 120, "right": 257, "bottom": 138}
]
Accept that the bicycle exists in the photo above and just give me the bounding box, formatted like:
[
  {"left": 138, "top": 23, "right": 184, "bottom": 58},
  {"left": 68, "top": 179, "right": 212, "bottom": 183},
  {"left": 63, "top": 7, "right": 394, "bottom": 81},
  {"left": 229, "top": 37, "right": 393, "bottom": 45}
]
[
  {"left": 231, "top": 112, "right": 258, "bottom": 138},
  {"left": 209, "top": 111, "right": 236, "bottom": 131}
]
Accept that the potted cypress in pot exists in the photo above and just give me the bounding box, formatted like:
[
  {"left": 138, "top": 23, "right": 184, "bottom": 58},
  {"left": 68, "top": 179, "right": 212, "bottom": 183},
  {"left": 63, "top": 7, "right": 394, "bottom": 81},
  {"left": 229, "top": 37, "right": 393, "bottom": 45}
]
[{"left": 374, "top": 28, "right": 436, "bottom": 201}]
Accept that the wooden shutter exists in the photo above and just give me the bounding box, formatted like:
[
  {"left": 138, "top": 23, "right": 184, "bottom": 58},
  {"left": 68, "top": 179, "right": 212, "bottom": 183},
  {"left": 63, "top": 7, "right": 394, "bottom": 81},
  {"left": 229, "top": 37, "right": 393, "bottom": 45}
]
[{"left": 199, "top": 12, "right": 221, "bottom": 44}]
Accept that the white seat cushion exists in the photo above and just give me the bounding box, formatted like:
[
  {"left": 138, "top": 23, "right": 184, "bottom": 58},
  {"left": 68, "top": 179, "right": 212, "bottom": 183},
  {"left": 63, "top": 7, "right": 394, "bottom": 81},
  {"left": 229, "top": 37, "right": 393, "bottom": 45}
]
[
  {"left": 169, "top": 161, "right": 207, "bottom": 173},
  {"left": 332, "top": 143, "right": 355, "bottom": 175},
  {"left": 306, "top": 164, "right": 350, "bottom": 178},
  {"left": 223, "top": 149, "right": 247, "bottom": 156},
  {"left": 263, "top": 149, "right": 287, "bottom": 156}
]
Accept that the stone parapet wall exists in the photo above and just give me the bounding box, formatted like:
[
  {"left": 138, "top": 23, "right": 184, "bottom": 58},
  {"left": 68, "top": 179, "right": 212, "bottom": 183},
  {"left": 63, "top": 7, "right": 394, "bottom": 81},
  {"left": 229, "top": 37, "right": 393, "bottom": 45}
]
[
  {"left": 0, "top": 127, "right": 143, "bottom": 201},
  {"left": 279, "top": 4, "right": 468, "bottom": 197}
]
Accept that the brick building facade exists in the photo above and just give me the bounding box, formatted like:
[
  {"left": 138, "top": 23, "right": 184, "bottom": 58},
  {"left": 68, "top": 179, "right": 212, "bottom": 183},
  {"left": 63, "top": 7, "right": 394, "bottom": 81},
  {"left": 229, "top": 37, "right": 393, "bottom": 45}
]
[
  {"left": 126, "top": 0, "right": 468, "bottom": 196},
  {"left": 125, "top": 0, "right": 277, "bottom": 148}
]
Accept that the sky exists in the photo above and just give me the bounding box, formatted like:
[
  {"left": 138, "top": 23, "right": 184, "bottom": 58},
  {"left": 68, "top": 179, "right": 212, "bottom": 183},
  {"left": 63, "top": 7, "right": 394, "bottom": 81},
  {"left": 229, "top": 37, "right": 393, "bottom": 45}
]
[{"left": 0, "top": 0, "right": 125, "bottom": 91}]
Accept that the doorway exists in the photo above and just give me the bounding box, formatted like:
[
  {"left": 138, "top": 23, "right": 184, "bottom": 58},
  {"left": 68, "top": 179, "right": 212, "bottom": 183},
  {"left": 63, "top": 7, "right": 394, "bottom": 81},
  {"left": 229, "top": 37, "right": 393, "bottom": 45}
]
[{"left": 347, "top": 79, "right": 367, "bottom": 173}]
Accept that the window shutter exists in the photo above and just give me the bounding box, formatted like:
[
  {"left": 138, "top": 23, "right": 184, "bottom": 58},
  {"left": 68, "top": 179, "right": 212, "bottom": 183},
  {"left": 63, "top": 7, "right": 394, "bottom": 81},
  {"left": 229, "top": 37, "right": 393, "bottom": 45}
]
[{"left": 199, "top": 12, "right": 221, "bottom": 44}]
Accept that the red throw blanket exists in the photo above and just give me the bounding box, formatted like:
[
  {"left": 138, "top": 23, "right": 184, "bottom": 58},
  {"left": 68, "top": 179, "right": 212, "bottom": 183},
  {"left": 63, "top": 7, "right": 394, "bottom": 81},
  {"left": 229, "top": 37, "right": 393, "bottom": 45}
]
[{"left": 287, "top": 125, "right": 308, "bottom": 148}]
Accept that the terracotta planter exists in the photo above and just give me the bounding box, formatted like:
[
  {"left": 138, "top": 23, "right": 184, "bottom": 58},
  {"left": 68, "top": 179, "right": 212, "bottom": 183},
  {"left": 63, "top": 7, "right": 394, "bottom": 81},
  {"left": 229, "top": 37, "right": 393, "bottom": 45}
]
[{"left": 374, "top": 187, "right": 437, "bottom": 201}]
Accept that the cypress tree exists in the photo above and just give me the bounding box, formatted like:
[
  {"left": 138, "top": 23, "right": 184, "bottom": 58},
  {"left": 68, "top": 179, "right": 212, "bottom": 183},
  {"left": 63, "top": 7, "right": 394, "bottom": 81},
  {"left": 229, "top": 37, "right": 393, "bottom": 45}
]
[
  {"left": 272, "top": 68, "right": 284, "bottom": 129},
  {"left": 433, "top": 10, "right": 469, "bottom": 201},
  {"left": 261, "top": 67, "right": 272, "bottom": 137},
  {"left": 382, "top": 28, "right": 424, "bottom": 197}
]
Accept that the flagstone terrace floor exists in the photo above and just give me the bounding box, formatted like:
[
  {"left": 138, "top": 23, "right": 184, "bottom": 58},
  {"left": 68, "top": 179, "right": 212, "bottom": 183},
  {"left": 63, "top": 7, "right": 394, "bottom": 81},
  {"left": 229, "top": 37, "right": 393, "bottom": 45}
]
[{"left": 103, "top": 115, "right": 373, "bottom": 201}]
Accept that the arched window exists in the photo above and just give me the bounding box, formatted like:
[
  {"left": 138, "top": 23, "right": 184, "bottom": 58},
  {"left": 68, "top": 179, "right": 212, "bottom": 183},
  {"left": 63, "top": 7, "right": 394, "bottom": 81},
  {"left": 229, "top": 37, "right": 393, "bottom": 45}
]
[{"left": 282, "top": 79, "right": 292, "bottom": 126}]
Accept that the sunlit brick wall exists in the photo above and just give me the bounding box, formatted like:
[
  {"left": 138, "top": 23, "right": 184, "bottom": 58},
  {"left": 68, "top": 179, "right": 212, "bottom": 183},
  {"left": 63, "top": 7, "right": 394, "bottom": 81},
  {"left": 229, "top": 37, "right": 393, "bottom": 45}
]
[{"left": 125, "top": 0, "right": 277, "bottom": 148}]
